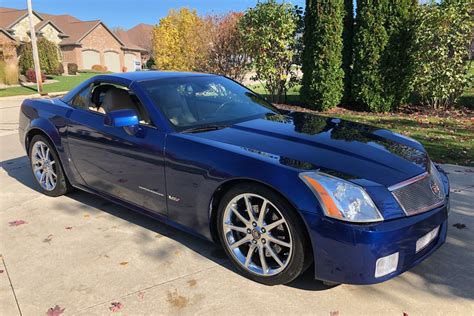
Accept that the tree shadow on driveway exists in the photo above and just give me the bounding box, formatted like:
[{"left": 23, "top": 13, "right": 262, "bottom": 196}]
[{"left": 2, "top": 155, "right": 473, "bottom": 297}]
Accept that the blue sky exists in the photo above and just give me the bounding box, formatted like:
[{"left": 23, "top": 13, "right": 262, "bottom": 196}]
[{"left": 0, "top": 0, "right": 306, "bottom": 29}]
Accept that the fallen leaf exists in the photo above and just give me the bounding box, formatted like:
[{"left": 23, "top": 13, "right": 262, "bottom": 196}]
[
  {"left": 43, "top": 234, "right": 53, "bottom": 244},
  {"left": 187, "top": 279, "right": 197, "bottom": 287},
  {"left": 0, "top": 270, "right": 4, "bottom": 273},
  {"left": 330, "top": 312, "right": 339, "bottom": 316},
  {"left": 166, "top": 290, "right": 188, "bottom": 310},
  {"left": 453, "top": 223, "right": 467, "bottom": 229},
  {"left": 83, "top": 214, "right": 90, "bottom": 218},
  {"left": 109, "top": 302, "right": 123, "bottom": 312},
  {"left": 138, "top": 291, "right": 145, "bottom": 300},
  {"left": 119, "top": 261, "right": 128, "bottom": 266},
  {"left": 9, "top": 220, "right": 27, "bottom": 227},
  {"left": 65, "top": 226, "right": 73, "bottom": 230},
  {"left": 46, "top": 305, "right": 65, "bottom": 316}
]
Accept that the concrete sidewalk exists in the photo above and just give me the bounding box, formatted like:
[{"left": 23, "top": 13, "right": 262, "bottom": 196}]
[{"left": 1, "top": 98, "right": 473, "bottom": 315}]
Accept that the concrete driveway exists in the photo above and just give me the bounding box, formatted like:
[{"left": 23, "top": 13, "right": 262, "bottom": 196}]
[{"left": 1, "top": 96, "right": 473, "bottom": 315}]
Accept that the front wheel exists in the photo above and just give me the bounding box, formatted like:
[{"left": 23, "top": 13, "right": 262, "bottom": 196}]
[
  {"left": 217, "top": 183, "right": 311, "bottom": 285},
  {"left": 28, "top": 135, "right": 71, "bottom": 197}
]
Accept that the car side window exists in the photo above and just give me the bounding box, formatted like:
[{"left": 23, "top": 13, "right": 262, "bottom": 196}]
[
  {"left": 69, "top": 82, "right": 153, "bottom": 126},
  {"left": 70, "top": 84, "right": 93, "bottom": 110}
]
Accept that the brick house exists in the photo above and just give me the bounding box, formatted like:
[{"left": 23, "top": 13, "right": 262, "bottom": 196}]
[
  {"left": 0, "top": 28, "right": 18, "bottom": 63},
  {"left": 114, "top": 23, "right": 153, "bottom": 66},
  {"left": 0, "top": 7, "right": 146, "bottom": 73}
]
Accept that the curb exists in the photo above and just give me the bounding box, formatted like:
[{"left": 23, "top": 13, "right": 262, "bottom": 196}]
[{"left": 0, "top": 91, "right": 69, "bottom": 100}]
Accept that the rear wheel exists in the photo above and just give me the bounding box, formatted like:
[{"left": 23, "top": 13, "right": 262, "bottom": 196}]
[
  {"left": 29, "top": 135, "right": 71, "bottom": 197},
  {"left": 217, "top": 183, "right": 310, "bottom": 285}
]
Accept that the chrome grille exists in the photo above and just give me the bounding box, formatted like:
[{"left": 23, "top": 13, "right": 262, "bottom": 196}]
[{"left": 390, "top": 166, "right": 445, "bottom": 216}]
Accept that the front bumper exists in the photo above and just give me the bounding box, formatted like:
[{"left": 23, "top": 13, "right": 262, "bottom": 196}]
[{"left": 307, "top": 201, "right": 448, "bottom": 284}]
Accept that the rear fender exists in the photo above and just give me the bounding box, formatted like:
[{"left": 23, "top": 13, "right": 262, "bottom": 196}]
[{"left": 26, "top": 118, "right": 64, "bottom": 155}]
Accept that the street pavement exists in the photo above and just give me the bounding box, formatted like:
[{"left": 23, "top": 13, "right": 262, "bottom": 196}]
[{"left": 1, "top": 96, "right": 473, "bottom": 315}]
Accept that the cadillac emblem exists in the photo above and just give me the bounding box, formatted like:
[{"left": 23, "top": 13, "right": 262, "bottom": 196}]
[{"left": 430, "top": 179, "right": 442, "bottom": 199}]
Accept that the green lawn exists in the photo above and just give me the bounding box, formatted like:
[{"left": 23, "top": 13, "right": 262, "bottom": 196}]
[
  {"left": 459, "top": 62, "right": 474, "bottom": 107},
  {"left": 0, "top": 73, "right": 101, "bottom": 97}
]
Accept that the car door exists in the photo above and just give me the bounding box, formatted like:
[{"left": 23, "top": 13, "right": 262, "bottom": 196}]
[{"left": 64, "top": 81, "right": 168, "bottom": 216}]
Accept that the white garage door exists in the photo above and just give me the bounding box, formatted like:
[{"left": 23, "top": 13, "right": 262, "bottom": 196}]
[
  {"left": 124, "top": 53, "right": 137, "bottom": 72},
  {"left": 82, "top": 50, "right": 100, "bottom": 70},
  {"left": 104, "top": 51, "right": 120, "bottom": 72}
]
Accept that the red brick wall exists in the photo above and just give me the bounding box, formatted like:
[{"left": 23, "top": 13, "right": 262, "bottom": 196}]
[
  {"left": 81, "top": 24, "right": 124, "bottom": 71},
  {"left": 61, "top": 45, "right": 80, "bottom": 73}
]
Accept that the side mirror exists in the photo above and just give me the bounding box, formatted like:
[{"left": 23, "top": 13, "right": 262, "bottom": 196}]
[{"left": 104, "top": 109, "right": 139, "bottom": 128}]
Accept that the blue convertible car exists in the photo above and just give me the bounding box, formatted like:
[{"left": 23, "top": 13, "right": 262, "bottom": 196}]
[{"left": 19, "top": 72, "right": 449, "bottom": 285}]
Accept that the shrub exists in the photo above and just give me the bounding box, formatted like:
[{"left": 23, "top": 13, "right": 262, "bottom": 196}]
[
  {"left": 25, "top": 68, "right": 46, "bottom": 83},
  {"left": 67, "top": 63, "right": 78, "bottom": 75},
  {"left": 91, "top": 64, "right": 107, "bottom": 72},
  {"left": 204, "top": 12, "right": 252, "bottom": 82},
  {"left": 411, "top": 0, "right": 473, "bottom": 109},
  {"left": 239, "top": 0, "right": 303, "bottom": 103},
  {"left": 301, "top": 0, "right": 345, "bottom": 111},
  {"left": 54, "top": 63, "right": 64, "bottom": 75},
  {"left": 18, "top": 38, "right": 61, "bottom": 75}
]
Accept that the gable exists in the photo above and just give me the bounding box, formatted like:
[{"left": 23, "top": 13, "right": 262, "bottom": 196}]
[
  {"left": 10, "top": 14, "right": 41, "bottom": 41},
  {"left": 40, "top": 23, "right": 61, "bottom": 44},
  {"left": 79, "top": 23, "right": 124, "bottom": 48}
]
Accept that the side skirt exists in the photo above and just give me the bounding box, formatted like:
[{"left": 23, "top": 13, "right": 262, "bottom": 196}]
[{"left": 71, "top": 183, "right": 214, "bottom": 243}]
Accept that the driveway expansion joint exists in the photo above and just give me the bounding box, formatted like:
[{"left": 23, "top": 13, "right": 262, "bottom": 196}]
[{"left": 1, "top": 255, "right": 22, "bottom": 316}]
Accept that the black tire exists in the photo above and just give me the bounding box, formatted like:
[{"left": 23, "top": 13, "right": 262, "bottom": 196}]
[
  {"left": 28, "top": 135, "right": 72, "bottom": 197},
  {"left": 217, "top": 183, "right": 312, "bottom": 285}
]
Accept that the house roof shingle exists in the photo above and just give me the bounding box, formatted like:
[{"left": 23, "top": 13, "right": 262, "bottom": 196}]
[
  {"left": 114, "top": 28, "right": 146, "bottom": 52},
  {"left": 125, "top": 23, "right": 153, "bottom": 51},
  {"left": 0, "top": 8, "right": 30, "bottom": 29}
]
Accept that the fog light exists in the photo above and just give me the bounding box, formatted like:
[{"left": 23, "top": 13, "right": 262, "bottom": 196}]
[
  {"left": 416, "top": 226, "right": 439, "bottom": 253},
  {"left": 375, "top": 252, "right": 399, "bottom": 278}
]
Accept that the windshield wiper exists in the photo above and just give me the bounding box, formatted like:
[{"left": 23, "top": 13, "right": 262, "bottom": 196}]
[{"left": 181, "top": 125, "right": 228, "bottom": 134}]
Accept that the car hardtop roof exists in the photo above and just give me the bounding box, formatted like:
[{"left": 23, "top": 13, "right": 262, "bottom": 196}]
[{"left": 98, "top": 71, "right": 218, "bottom": 83}]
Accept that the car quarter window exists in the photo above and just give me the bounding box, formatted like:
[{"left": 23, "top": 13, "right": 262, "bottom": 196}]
[
  {"left": 70, "top": 84, "right": 93, "bottom": 110},
  {"left": 69, "top": 82, "right": 153, "bottom": 126}
]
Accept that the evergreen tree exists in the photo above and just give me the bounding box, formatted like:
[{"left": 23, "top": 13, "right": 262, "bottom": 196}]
[
  {"left": 342, "top": 0, "right": 354, "bottom": 103},
  {"left": 352, "top": 0, "right": 389, "bottom": 112},
  {"left": 352, "top": 0, "right": 417, "bottom": 112},
  {"left": 382, "top": 0, "right": 417, "bottom": 110},
  {"left": 301, "top": 0, "right": 345, "bottom": 111}
]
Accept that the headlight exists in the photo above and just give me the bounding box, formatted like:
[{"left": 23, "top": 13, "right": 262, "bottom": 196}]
[
  {"left": 300, "top": 172, "right": 383, "bottom": 223},
  {"left": 429, "top": 161, "right": 446, "bottom": 196}
]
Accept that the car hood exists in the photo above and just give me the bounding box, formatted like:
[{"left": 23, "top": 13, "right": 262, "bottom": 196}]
[{"left": 192, "top": 112, "right": 429, "bottom": 187}]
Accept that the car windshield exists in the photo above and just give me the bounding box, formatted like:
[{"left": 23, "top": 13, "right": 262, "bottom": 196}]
[{"left": 139, "top": 75, "right": 279, "bottom": 132}]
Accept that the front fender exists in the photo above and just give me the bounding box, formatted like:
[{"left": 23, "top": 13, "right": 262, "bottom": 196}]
[{"left": 164, "top": 133, "right": 324, "bottom": 242}]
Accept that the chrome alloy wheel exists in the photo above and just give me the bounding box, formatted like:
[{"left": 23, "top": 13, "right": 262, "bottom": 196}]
[
  {"left": 31, "top": 141, "right": 57, "bottom": 191},
  {"left": 222, "top": 193, "right": 293, "bottom": 276}
]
